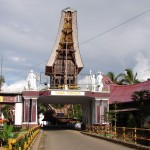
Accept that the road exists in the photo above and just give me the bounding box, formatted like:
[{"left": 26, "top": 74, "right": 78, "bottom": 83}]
[{"left": 38, "top": 129, "right": 135, "bottom": 150}]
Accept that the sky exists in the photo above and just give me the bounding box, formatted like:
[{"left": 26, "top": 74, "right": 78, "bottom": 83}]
[{"left": 1, "top": 0, "right": 150, "bottom": 91}]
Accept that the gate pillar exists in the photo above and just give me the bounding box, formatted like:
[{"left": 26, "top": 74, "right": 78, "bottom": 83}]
[{"left": 22, "top": 98, "right": 38, "bottom": 128}]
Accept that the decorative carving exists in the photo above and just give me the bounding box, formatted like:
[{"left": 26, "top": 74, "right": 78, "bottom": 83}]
[{"left": 45, "top": 8, "right": 83, "bottom": 89}]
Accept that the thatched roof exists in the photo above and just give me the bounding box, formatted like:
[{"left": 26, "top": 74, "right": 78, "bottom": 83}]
[{"left": 45, "top": 8, "right": 84, "bottom": 75}]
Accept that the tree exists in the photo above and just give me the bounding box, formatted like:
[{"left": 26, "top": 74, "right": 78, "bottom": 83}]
[
  {"left": 0, "top": 75, "right": 5, "bottom": 91},
  {"left": 127, "top": 113, "right": 136, "bottom": 128},
  {"left": 108, "top": 102, "right": 118, "bottom": 127},
  {"left": 107, "top": 68, "right": 140, "bottom": 85},
  {"left": 1, "top": 105, "right": 14, "bottom": 124},
  {"left": 37, "top": 103, "right": 46, "bottom": 114},
  {"left": 131, "top": 90, "right": 150, "bottom": 127},
  {"left": 68, "top": 104, "right": 82, "bottom": 120},
  {"left": 121, "top": 68, "right": 139, "bottom": 85},
  {"left": 106, "top": 72, "right": 124, "bottom": 85}
]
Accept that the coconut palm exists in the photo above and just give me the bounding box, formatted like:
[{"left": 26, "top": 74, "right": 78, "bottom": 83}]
[
  {"left": 106, "top": 72, "right": 124, "bottom": 85},
  {"left": 121, "top": 68, "right": 139, "bottom": 85}
]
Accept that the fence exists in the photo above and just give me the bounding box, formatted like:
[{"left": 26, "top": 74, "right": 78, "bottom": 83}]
[
  {"left": 86, "top": 125, "right": 150, "bottom": 146},
  {"left": 39, "top": 72, "right": 110, "bottom": 92},
  {"left": 7, "top": 126, "right": 40, "bottom": 150}
]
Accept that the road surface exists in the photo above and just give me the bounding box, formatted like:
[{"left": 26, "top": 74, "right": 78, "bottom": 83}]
[{"left": 38, "top": 129, "right": 135, "bottom": 150}]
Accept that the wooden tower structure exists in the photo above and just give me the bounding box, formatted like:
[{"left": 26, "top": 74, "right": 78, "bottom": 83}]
[{"left": 45, "top": 7, "right": 84, "bottom": 88}]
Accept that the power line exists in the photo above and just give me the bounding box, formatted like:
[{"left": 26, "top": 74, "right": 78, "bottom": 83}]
[
  {"left": 137, "top": 72, "right": 150, "bottom": 77},
  {"left": 137, "top": 69, "right": 150, "bottom": 75},
  {"left": 4, "top": 8, "right": 150, "bottom": 81},
  {"left": 80, "top": 8, "right": 150, "bottom": 45}
]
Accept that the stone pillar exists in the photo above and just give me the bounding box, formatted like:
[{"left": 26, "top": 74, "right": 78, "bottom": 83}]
[
  {"left": 23, "top": 98, "right": 30, "bottom": 123},
  {"left": 31, "top": 99, "right": 37, "bottom": 123},
  {"left": 91, "top": 99, "right": 96, "bottom": 124},
  {"left": 95, "top": 100, "right": 102, "bottom": 124},
  {"left": 22, "top": 98, "right": 38, "bottom": 128},
  {"left": 82, "top": 101, "right": 92, "bottom": 126},
  {"left": 95, "top": 99, "right": 109, "bottom": 124}
]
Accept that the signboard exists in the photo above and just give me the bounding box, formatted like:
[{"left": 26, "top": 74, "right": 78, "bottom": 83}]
[
  {"left": 51, "top": 91, "right": 85, "bottom": 96},
  {"left": 0, "top": 96, "right": 17, "bottom": 103},
  {"left": 0, "top": 96, "right": 3, "bottom": 102}
]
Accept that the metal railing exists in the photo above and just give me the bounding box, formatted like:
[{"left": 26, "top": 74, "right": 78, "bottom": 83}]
[
  {"left": 86, "top": 125, "right": 150, "bottom": 146},
  {"left": 39, "top": 73, "right": 110, "bottom": 92},
  {"left": 8, "top": 126, "right": 40, "bottom": 150}
]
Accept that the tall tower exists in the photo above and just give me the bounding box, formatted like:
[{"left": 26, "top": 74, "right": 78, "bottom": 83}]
[{"left": 45, "top": 7, "right": 84, "bottom": 88}]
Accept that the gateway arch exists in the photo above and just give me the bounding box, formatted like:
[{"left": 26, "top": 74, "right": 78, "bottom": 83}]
[{"left": 21, "top": 8, "right": 110, "bottom": 128}]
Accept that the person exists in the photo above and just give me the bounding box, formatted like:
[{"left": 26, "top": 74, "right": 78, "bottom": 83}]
[
  {"left": 26, "top": 70, "right": 37, "bottom": 90},
  {"left": 90, "top": 70, "right": 96, "bottom": 91},
  {"left": 39, "top": 113, "right": 44, "bottom": 127},
  {"left": 97, "top": 71, "right": 103, "bottom": 92}
]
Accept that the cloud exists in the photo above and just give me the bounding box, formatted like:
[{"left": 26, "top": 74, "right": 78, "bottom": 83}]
[
  {"left": 2, "top": 80, "right": 26, "bottom": 93},
  {"left": 8, "top": 56, "right": 26, "bottom": 62},
  {"left": 133, "top": 52, "right": 150, "bottom": 81},
  {"left": 1, "top": 0, "right": 150, "bottom": 85},
  {"left": 78, "top": 75, "right": 91, "bottom": 90}
]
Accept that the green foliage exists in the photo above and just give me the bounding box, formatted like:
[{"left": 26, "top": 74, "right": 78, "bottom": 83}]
[
  {"left": 0, "top": 122, "right": 14, "bottom": 146},
  {"left": 69, "top": 104, "right": 82, "bottom": 120},
  {"left": 106, "top": 72, "right": 124, "bottom": 85},
  {"left": 37, "top": 103, "right": 46, "bottom": 113},
  {"left": 51, "top": 104, "right": 64, "bottom": 109},
  {"left": 73, "top": 104, "right": 82, "bottom": 120},
  {"left": 108, "top": 102, "right": 118, "bottom": 127},
  {"left": 127, "top": 114, "right": 136, "bottom": 128},
  {"left": 131, "top": 90, "right": 150, "bottom": 127},
  {"left": 19, "top": 127, "right": 27, "bottom": 132},
  {"left": 106, "top": 68, "right": 140, "bottom": 85},
  {"left": 121, "top": 68, "right": 139, "bottom": 85},
  {"left": 0, "top": 75, "right": 5, "bottom": 91},
  {"left": 1, "top": 104, "right": 14, "bottom": 121},
  {"left": 107, "top": 110, "right": 116, "bottom": 122}
]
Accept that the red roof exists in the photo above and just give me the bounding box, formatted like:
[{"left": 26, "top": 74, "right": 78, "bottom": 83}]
[{"left": 109, "top": 80, "right": 150, "bottom": 104}]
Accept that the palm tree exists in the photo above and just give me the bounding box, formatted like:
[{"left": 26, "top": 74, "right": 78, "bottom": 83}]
[
  {"left": 0, "top": 76, "right": 5, "bottom": 91},
  {"left": 106, "top": 72, "right": 124, "bottom": 85},
  {"left": 121, "top": 68, "right": 139, "bottom": 85}
]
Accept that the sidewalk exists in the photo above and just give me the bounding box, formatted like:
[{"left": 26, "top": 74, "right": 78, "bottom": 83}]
[
  {"left": 30, "top": 130, "right": 43, "bottom": 150},
  {"left": 81, "top": 131, "right": 150, "bottom": 150}
]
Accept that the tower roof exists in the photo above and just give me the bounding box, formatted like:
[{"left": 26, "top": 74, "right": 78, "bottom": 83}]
[
  {"left": 63, "top": 7, "right": 76, "bottom": 12},
  {"left": 45, "top": 8, "right": 83, "bottom": 75}
]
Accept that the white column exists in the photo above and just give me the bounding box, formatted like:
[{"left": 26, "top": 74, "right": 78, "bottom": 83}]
[{"left": 15, "top": 103, "right": 23, "bottom": 125}]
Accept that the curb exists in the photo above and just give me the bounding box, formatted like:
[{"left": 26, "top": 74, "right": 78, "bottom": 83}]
[
  {"left": 81, "top": 131, "right": 150, "bottom": 150},
  {"left": 30, "top": 130, "right": 43, "bottom": 150}
]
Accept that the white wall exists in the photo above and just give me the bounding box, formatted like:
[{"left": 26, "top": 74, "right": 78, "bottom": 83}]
[{"left": 15, "top": 103, "right": 23, "bottom": 125}]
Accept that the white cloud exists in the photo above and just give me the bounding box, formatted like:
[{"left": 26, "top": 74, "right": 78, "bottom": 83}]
[
  {"left": 9, "top": 56, "right": 26, "bottom": 62},
  {"left": 78, "top": 75, "right": 91, "bottom": 90},
  {"left": 1, "top": 0, "right": 150, "bottom": 84},
  {"left": 133, "top": 52, "right": 150, "bottom": 81},
  {"left": 2, "top": 80, "right": 26, "bottom": 93}
]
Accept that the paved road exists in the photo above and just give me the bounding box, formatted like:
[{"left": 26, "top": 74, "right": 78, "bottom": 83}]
[{"left": 38, "top": 129, "right": 135, "bottom": 150}]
